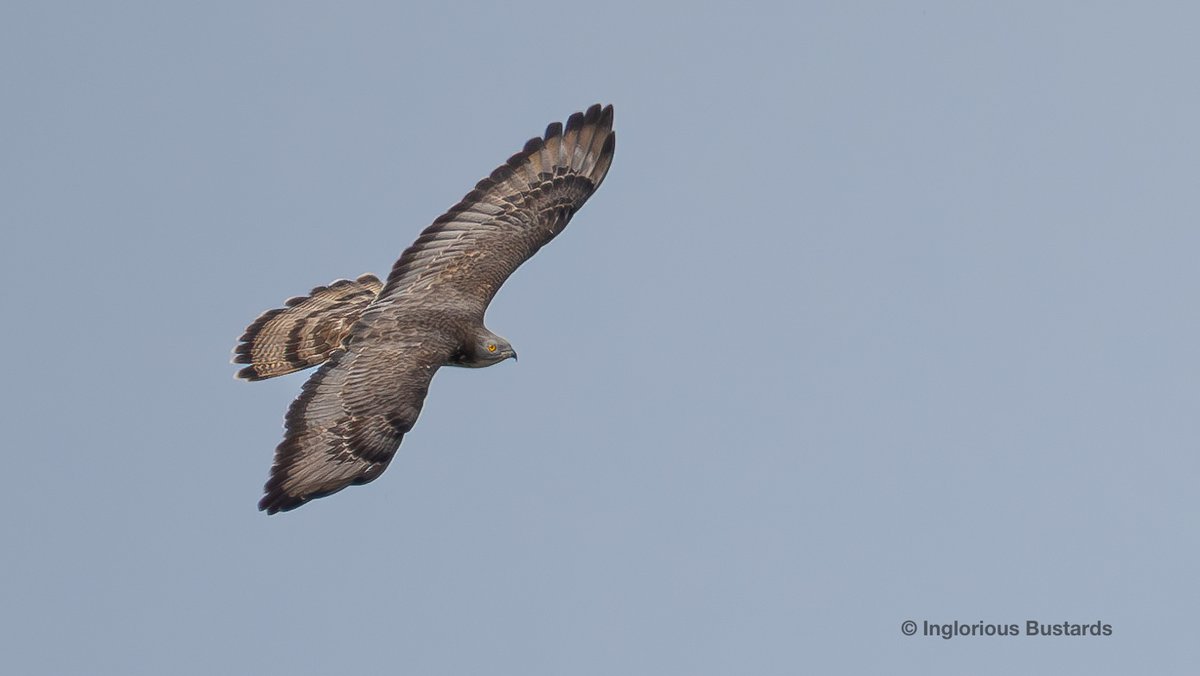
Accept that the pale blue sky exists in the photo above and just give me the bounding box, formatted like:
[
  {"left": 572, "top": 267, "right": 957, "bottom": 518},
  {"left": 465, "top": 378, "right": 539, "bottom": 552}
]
[{"left": 2, "top": 2, "right": 1197, "bottom": 674}]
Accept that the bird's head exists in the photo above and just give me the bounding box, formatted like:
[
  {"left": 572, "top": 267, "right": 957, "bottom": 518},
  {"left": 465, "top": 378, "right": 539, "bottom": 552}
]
[{"left": 457, "top": 329, "right": 517, "bottom": 367}]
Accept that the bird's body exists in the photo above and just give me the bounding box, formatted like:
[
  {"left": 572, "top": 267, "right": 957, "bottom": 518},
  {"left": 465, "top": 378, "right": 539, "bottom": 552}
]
[{"left": 234, "top": 105, "right": 615, "bottom": 514}]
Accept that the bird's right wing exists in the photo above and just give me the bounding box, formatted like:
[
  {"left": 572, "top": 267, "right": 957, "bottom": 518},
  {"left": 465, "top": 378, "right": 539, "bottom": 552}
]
[
  {"left": 258, "top": 328, "right": 451, "bottom": 514},
  {"left": 367, "top": 104, "right": 615, "bottom": 322}
]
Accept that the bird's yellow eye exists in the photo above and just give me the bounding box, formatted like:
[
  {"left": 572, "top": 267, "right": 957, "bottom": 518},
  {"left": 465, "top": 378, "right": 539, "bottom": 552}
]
[{"left": 487, "top": 343, "right": 497, "bottom": 352}]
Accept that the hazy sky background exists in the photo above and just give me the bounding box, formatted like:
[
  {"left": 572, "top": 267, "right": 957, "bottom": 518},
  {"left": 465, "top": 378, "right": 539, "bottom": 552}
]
[{"left": 3, "top": 2, "right": 1197, "bottom": 674}]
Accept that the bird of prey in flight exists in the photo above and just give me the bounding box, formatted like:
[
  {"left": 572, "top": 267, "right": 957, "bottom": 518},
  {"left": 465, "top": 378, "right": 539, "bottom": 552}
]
[{"left": 233, "top": 105, "right": 616, "bottom": 514}]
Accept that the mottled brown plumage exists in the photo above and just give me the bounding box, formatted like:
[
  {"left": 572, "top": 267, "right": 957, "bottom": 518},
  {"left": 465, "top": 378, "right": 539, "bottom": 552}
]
[
  {"left": 234, "top": 105, "right": 616, "bottom": 514},
  {"left": 233, "top": 274, "right": 383, "bottom": 380}
]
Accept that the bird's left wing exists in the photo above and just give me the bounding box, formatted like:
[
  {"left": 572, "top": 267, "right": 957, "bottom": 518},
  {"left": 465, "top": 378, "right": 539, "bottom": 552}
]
[{"left": 258, "top": 327, "right": 451, "bottom": 514}]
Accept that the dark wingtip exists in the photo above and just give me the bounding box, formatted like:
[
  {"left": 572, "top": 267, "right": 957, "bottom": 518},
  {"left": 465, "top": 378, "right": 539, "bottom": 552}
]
[
  {"left": 259, "top": 471, "right": 308, "bottom": 514},
  {"left": 564, "top": 111, "right": 585, "bottom": 133},
  {"left": 544, "top": 121, "right": 563, "bottom": 139},
  {"left": 258, "top": 490, "right": 305, "bottom": 514}
]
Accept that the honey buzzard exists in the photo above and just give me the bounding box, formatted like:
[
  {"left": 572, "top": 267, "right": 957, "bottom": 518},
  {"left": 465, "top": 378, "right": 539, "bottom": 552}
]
[{"left": 234, "top": 105, "right": 616, "bottom": 513}]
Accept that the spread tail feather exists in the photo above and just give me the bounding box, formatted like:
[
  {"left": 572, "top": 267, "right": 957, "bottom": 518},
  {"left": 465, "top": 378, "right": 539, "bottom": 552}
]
[{"left": 233, "top": 274, "right": 383, "bottom": 380}]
